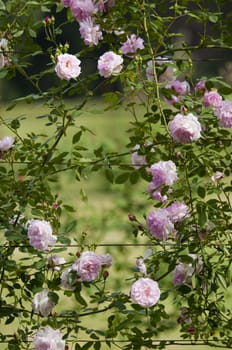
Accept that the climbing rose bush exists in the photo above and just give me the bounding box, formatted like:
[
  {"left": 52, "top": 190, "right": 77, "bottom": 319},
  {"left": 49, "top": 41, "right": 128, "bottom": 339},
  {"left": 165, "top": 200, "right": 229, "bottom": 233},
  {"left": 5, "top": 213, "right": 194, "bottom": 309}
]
[{"left": 0, "top": 0, "right": 232, "bottom": 349}]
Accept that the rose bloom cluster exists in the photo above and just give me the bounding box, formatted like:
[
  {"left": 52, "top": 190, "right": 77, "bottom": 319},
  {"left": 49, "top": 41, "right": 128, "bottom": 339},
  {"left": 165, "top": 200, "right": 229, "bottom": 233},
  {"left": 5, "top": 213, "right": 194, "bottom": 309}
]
[
  {"left": 61, "top": 0, "right": 115, "bottom": 47},
  {"left": 27, "top": 219, "right": 57, "bottom": 251},
  {"left": 58, "top": 1, "right": 146, "bottom": 80},
  {"left": 147, "top": 160, "right": 178, "bottom": 202},
  {"left": 194, "top": 82, "right": 232, "bottom": 128},
  {"left": 146, "top": 201, "right": 189, "bottom": 241},
  {"left": 61, "top": 250, "right": 112, "bottom": 289}
]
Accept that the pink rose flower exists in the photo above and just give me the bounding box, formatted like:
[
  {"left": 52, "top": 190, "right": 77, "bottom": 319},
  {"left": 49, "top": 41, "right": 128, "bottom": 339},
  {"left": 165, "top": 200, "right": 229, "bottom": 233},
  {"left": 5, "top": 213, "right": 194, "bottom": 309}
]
[
  {"left": 214, "top": 100, "right": 232, "bottom": 128},
  {"left": 97, "top": 51, "right": 123, "bottom": 78},
  {"left": 61, "top": 0, "right": 71, "bottom": 7},
  {"left": 120, "top": 34, "right": 144, "bottom": 55},
  {"left": 194, "top": 80, "right": 206, "bottom": 92},
  {"left": 169, "top": 113, "right": 202, "bottom": 143},
  {"left": 203, "top": 90, "right": 222, "bottom": 108},
  {"left": 95, "top": 0, "right": 115, "bottom": 12},
  {"left": 146, "top": 208, "right": 174, "bottom": 240},
  {"left": 211, "top": 171, "right": 224, "bottom": 183},
  {"left": 164, "top": 80, "right": 190, "bottom": 105},
  {"left": 166, "top": 201, "right": 189, "bottom": 223},
  {"left": 149, "top": 160, "right": 178, "bottom": 187},
  {"left": 32, "top": 289, "right": 55, "bottom": 317},
  {"left": 130, "top": 277, "right": 160, "bottom": 307},
  {"left": 33, "top": 326, "right": 65, "bottom": 350},
  {"left": 98, "top": 253, "right": 112, "bottom": 267},
  {"left": 147, "top": 183, "right": 167, "bottom": 202},
  {"left": 131, "top": 142, "right": 154, "bottom": 169},
  {"left": 0, "top": 136, "right": 14, "bottom": 151},
  {"left": 173, "top": 255, "right": 203, "bottom": 286},
  {"left": 70, "top": 0, "right": 97, "bottom": 21},
  {"left": 79, "top": 17, "right": 103, "bottom": 46},
  {"left": 72, "top": 251, "right": 102, "bottom": 282},
  {"left": 168, "top": 80, "right": 190, "bottom": 95},
  {"left": 131, "top": 144, "right": 147, "bottom": 169},
  {"left": 55, "top": 53, "right": 81, "bottom": 80},
  {"left": 27, "top": 219, "right": 57, "bottom": 251},
  {"left": 173, "top": 262, "right": 194, "bottom": 286}
]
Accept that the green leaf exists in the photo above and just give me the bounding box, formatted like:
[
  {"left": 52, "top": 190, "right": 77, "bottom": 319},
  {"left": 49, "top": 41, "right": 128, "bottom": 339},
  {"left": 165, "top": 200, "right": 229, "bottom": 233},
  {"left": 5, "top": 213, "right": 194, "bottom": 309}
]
[
  {"left": 105, "top": 169, "right": 114, "bottom": 183},
  {"left": 63, "top": 219, "right": 77, "bottom": 234},
  {"left": 72, "top": 131, "right": 82, "bottom": 144},
  {"left": 129, "top": 171, "right": 139, "bottom": 184},
  {"left": 197, "top": 186, "right": 206, "bottom": 199},
  {"left": 63, "top": 204, "right": 76, "bottom": 212},
  {"left": 48, "top": 291, "right": 59, "bottom": 304},
  {"left": 57, "top": 235, "right": 71, "bottom": 245},
  {"left": 197, "top": 203, "right": 207, "bottom": 227},
  {"left": 80, "top": 188, "right": 88, "bottom": 202},
  {"left": 0, "top": 69, "right": 8, "bottom": 79},
  {"left": 216, "top": 273, "right": 227, "bottom": 289},
  {"left": 0, "top": 0, "right": 6, "bottom": 9},
  {"left": 34, "top": 259, "right": 46, "bottom": 270},
  {"left": 94, "top": 342, "right": 101, "bottom": 350},
  {"left": 74, "top": 290, "right": 87, "bottom": 307},
  {"left": 115, "top": 172, "right": 130, "bottom": 184},
  {"left": 13, "top": 30, "right": 24, "bottom": 38},
  {"left": 0, "top": 306, "right": 16, "bottom": 317},
  {"left": 208, "top": 15, "right": 218, "bottom": 23},
  {"left": 82, "top": 343, "right": 94, "bottom": 350}
]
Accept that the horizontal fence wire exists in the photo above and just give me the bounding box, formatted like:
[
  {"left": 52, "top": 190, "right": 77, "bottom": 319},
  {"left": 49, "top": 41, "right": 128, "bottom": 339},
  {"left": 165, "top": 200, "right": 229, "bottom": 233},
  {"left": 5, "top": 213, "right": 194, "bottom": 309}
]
[
  {"left": 1, "top": 49, "right": 232, "bottom": 61},
  {"left": 0, "top": 338, "right": 230, "bottom": 347}
]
